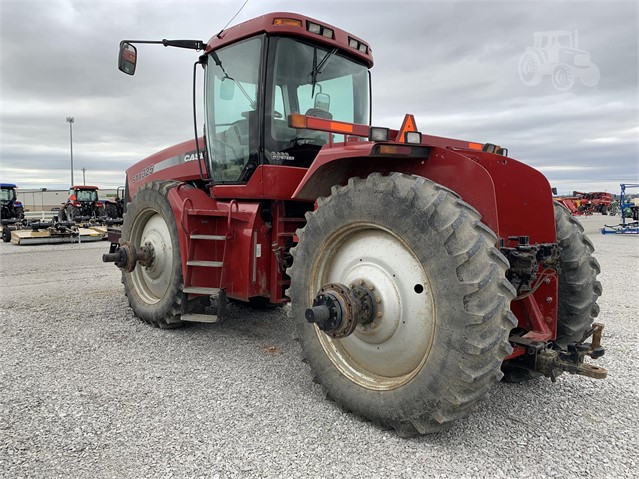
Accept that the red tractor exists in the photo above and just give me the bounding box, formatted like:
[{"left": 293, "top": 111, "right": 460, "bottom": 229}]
[
  {"left": 58, "top": 185, "right": 105, "bottom": 222},
  {"left": 103, "top": 12, "right": 606, "bottom": 436}
]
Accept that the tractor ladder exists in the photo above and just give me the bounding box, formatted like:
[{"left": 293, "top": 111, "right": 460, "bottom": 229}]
[{"left": 180, "top": 200, "right": 239, "bottom": 322}]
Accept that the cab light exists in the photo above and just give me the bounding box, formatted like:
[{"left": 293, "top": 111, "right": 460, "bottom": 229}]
[
  {"left": 307, "top": 22, "right": 321, "bottom": 34},
  {"left": 348, "top": 37, "right": 369, "bottom": 54},
  {"left": 369, "top": 127, "right": 390, "bottom": 142},
  {"left": 405, "top": 131, "right": 422, "bottom": 144},
  {"left": 289, "top": 113, "right": 308, "bottom": 129},
  {"left": 273, "top": 18, "right": 302, "bottom": 27},
  {"left": 378, "top": 145, "right": 412, "bottom": 155},
  {"left": 306, "top": 21, "right": 334, "bottom": 39},
  {"left": 468, "top": 142, "right": 483, "bottom": 150}
]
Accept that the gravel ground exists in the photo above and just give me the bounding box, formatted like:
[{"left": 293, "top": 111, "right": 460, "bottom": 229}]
[{"left": 1, "top": 214, "right": 638, "bottom": 478}]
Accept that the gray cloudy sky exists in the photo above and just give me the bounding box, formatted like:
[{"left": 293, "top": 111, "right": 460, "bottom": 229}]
[{"left": 1, "top": 0, "right": 637, "bottom": 194}]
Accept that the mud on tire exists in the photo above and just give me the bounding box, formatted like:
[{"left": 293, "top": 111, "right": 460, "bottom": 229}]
[{"left": 288, "top": 173, "right": 516, "bottom": 436}]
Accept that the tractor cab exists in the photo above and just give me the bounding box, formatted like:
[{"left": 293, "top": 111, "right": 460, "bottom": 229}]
[
  {"left": 0, "top": 184, "right": 18, "bottom": 204},
  {"left": 203, "top": 30, "right": 370, "bottom": 181},
  {"left": 119, "top": 13, "right": 372, "bottom": 186}
]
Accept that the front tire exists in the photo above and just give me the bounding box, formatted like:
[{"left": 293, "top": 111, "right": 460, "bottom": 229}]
[
  {"left": 288, "top": 173, "right": 516, "bottom": 436},
  {"left": 121, "top": 180, "right": 185, "bottom": 329}
]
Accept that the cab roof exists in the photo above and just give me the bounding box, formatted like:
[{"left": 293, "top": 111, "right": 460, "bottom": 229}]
[
  {"left": 205, "top": 11, "right": 374, "bottom": 68},
  {"left": 71, "top": 185, "right": 99, "bottom": 190},
  {"left": 0, "top": 183, "right": 17, "bottom": 189}
]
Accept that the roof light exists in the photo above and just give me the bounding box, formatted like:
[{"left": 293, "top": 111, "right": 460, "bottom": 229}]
[
  {"left": 322, "top": 28, "right": 334, "bottom": 39},
  {"left": 348, "top": 37, "right": 369, "bottom": 55},
  {"left": 307, "top": 22, "right": 321, "bottom": 34},
  {"left": 306, "top": 21, "right": 334, "bottom": 39},
  {"left": 405, "top": 131, "right": 422, "bottom": 144},
  {"left": 369, "top": 127, "right": 390, "bottom": 142},
  {"left": 273, "top": 18, "right": 302, "bottom": 27}
]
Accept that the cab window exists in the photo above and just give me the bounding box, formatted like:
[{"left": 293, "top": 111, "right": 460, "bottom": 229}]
[{"left": 205, "top": 37, "right": 263, "bottom": 183}]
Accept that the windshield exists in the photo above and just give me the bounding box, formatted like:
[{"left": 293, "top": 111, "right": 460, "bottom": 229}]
[
  {"left": 0, "top": 188, "right": 14, "bottom": 202},
  {"left": 265, "top": 37, "right": 369, "bottom": 166}
]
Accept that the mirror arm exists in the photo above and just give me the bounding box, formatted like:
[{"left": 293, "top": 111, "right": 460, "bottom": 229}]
[{"left": 121, "top": 39, "right": 205, "bottom": 51}]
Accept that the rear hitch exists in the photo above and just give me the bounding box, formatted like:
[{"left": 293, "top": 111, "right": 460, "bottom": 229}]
[
  {"left": 102, "top": 241, "right": 154, "bottom": 272},
  {"left": 509, "top": 323, "right": 607, "bottom": 382}
]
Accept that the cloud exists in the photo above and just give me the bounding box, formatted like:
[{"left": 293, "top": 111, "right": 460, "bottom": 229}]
[{"left": 1, "top": 0, "right": 637, "bottom": 194}]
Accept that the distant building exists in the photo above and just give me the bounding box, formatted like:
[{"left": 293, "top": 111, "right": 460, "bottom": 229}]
[{"left": 16, "top": 188, "right": 120, "bottom": 211}]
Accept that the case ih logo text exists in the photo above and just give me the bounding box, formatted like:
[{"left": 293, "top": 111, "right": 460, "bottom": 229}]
[
  {"left": 132, "top": 164, "right": 154, "bottom": 183},
  {"left": 183, "top": 151, "right": 205, "bottom": 162}
]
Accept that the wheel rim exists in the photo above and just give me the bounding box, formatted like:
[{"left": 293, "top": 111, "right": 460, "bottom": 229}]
[
  {"left": 129, "top": 208, "right": 174, "bottom": 304},
  {"left": 309, "top": 223, "right": 435, "bottom": 390}
]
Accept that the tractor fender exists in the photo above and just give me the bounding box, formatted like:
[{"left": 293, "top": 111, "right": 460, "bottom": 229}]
[
  {"left": 293, "top": 144, "right": 555, "bottom": 244},
  {"left": 293, "top": 143, "right": 501, "bottom": 234}
]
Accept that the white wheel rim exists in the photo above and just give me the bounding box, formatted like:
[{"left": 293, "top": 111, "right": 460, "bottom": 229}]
[
  {"left": 310, "top": 223, "right": 436, "bottom": 390},
  {"left": 130, "top": 209, "right": 174, "bottom": 304}
]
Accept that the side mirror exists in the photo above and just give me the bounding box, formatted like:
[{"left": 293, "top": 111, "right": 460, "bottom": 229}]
[
  {"left": 220, "top": 78, "right": 235, "bottom": 100},
  {"left": 314, "top": 92, "right": 330, "bottom": 111},
  {"left": 119, "top": 42, "right": 137, "bottom": 75},
  {"left": 551, "top": 187, "right": 558, "bottom": 195}
]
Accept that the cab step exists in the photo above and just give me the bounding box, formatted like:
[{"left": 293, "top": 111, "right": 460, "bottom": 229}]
[
  {"left": 186, "top": 260, "right": 223, "bottom": 267},
  {"left": 181, "top": 313, "right": 219, "bottom": 323},
  {"left": 189, "top": 234, "right": 226, "bottom": 241},
  {"left": 183, "top": 287, "right": 220, "bottom": 295}
]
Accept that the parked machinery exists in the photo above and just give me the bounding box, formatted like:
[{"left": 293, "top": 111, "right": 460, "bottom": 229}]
[
  {"left": 602, "top": 183, "right": 639, "bottom": 234},
  {"left": 1, "top": 183, "right": 25, "bottom": 242},
  {"left": 58, "top": 185, "right": 105, "bottom": 222},
  {"left": 103, "top": 12, "right": 606, "bottom": 436}
]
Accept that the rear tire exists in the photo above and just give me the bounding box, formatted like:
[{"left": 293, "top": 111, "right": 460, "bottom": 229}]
[
  {"left": 2, "top": 227, "right": 11, "bottom": 243},
  {"left": 121, "top": 180, "right": 185, "bottom": 329},
  {"left": 554, "top": 202, "right": 602, "bottom": 348},
  {"left": 288, "top": 173, "right": 516, "bottom": 436}
]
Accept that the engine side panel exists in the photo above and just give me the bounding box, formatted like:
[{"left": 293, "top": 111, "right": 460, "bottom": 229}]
[{"left": 126, "top": 138, "right": 207, "bottom": 197}]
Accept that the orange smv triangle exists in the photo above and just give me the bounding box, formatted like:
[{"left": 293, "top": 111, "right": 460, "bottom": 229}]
[{"left": 395, "top": 114, "right": 418, "bottom": 143}]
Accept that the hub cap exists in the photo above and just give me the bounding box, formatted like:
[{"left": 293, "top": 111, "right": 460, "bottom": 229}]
[
  {"left": 130, "top": 210, "right": 173, "bottom": 304},
  {"left": 309, "top": 224, "right": 435, "bottom": 390}
]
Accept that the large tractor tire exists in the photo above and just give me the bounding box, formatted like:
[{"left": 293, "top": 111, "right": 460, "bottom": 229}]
[
  {"left": 288, "top": 173, "right": 516, "bottom": 436},
  {"left": 553, "top": 202, "right": 602, "bottom": 348},
  {"left": 57, "top": 208, "right": 66, "bottom": 222},
  {"left": 121, "top": 180, "right": 185, "bottom": 329}
]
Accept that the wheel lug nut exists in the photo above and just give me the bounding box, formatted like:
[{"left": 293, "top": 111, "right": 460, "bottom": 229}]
[
  {"left": 375, "top": 296, "right": 381, "bottom": 304},
  {"left": 376, "top": 311, "right": 382, "bottom": 318}
]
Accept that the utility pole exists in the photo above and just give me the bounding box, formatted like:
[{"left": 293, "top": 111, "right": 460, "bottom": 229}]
[
  {"left": 66, "top": 117, "right": 74, "bottom": 186},
  {"left": 82, "top": 167, "right": 87, "bottom": 185}
]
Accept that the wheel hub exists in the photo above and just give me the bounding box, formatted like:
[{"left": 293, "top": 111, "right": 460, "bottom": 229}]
[{"left": 306, "top": 282, "right": 376, "bottom": 338}]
